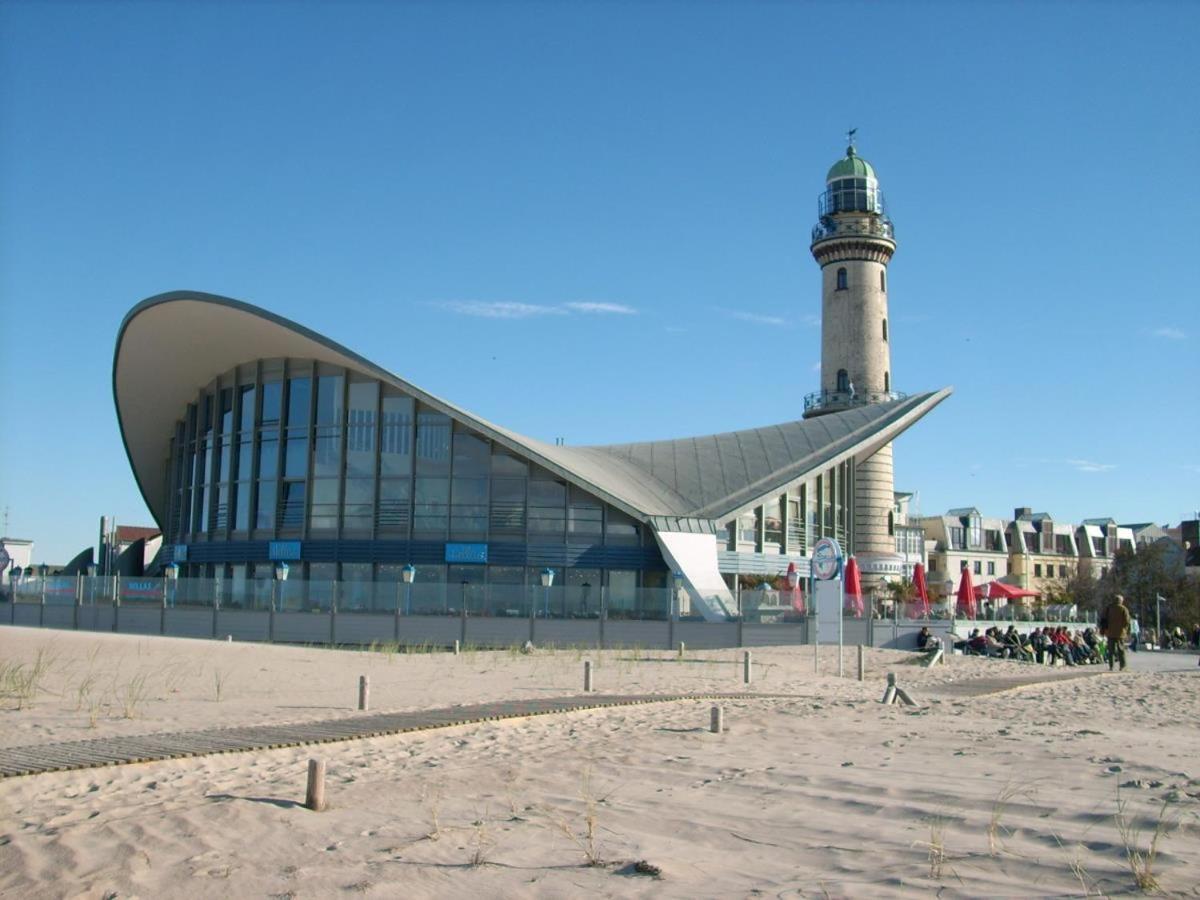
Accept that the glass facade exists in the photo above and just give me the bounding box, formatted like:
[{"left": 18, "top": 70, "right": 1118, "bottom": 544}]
[{"left": 165, "top": 358, "right": 663, "bottom": 595}]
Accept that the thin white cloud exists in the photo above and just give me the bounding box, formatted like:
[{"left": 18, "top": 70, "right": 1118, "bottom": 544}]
[
  {"left": 1151, "top": 326, "right": 1186, "bottom": 340},
  {"left": 564, "top": 301, "right": 637, "bottom": 315},
  {"left": 1067, "top": 458, "right": 1116, "bottom": 474},
  {"left": 731, "top": 311, "right": 787, "bottom": 326},
  {"left": 437, "top": 300, "right": 637, "bottom": 318},
  {"left": 438, "top": 301, "right": 565, "bottom": 319}
]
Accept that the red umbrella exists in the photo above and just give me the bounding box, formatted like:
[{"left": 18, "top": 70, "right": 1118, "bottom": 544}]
[
  {"left": 843, "top": 556, "right": 864, "bottom": 618},
  {"left": 785, "top": 561, "right": 805, "bottom": 615},
  {"left": 956, "top": 566, "right": 976, "bottom": 619},
  {"left": 912, "top": 562, "right": 931, "bottom": 619}
]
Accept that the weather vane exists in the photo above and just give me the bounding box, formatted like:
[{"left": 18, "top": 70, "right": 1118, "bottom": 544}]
[{"left": 846, "top": 128, "right": 857, "bottom": 152}]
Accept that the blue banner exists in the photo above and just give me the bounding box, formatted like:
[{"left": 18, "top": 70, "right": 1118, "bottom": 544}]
[
  {"left": 445, "top": 543, "right": 488, "bottom": 564},
  {"left": 269, "top": 541, "right": 302, "bottom": 561}
]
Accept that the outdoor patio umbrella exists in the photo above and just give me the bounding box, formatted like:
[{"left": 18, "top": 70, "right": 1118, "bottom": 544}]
[
  {"left": 844, "top": 556, "right": 864, "bottom": 618},
  {"left": 956, "top": 566, "right": 977, "bottom": 619},
  {"left": 785, "top": 561, "right": 805, "bottom": 615},
  {"left": 912, "top": 562, "right": 931, "bottom": 619}
]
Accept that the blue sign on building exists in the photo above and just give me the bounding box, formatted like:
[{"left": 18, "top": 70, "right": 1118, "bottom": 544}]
[
  {"left": 445, "top": 543, "right": 488, "bottom": 564},
  {"left": 173, "top": 545, "right": 189, "bottom": 562},
  {"left": 269, "top": 541, "right": 303, "bottom": 561}
]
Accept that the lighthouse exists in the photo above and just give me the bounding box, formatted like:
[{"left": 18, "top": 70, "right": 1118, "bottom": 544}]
[{"left": 805, "top": 135, "right": 903, "bottom": 587}]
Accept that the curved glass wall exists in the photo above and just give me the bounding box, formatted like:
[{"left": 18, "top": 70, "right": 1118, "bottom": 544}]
[{"left": 165, "top": 358, "right": 658, "bottom": 595}]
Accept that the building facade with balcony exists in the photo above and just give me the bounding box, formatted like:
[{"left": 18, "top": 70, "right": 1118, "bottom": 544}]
[{"left": 916, "top": 507, "right": 1011, "bottom": 601}]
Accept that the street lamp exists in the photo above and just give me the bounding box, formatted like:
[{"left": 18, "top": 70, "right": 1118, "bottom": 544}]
[
  {"left": 672, "top": 570, "right": 683, "bottom": 621},
  {"left": 273, "top": 561, "right": 289, "bottom": 612},
  {"left": 540, "top": 567, "right": 555, "bottom": 618},
  {"left": 164, "top": 562, "right": 178, "bottom": 609},
  {"left": 401, "top": 563, "right": 416, "bottom": 616}
]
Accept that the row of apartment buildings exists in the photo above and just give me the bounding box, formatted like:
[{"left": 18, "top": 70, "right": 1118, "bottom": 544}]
[{"left": 892, "top": 500, "right": 1199, "bottom": 602}]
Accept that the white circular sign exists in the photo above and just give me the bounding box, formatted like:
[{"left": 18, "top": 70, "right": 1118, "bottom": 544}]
[{"left": 811, "top": 537, "right": 843, "bottom": 580}]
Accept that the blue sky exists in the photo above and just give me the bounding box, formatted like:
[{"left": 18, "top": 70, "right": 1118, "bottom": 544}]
[{"left": 1, "top": 1, "right": 1197, "bottom": 564}]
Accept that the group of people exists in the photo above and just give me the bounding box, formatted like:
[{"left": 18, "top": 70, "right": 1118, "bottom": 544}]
[
  {"left": 945, "top": 624, "right": 1111, "bottom": 666},
  {"left": 916, "top": 594, "right": 1142, "bottom": 672}
]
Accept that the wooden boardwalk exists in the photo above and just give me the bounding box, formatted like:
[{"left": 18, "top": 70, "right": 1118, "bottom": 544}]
[{"left": 0, "top": 691, "right": 777, "bottom": 779}]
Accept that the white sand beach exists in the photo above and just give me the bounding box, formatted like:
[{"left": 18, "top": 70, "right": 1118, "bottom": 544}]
[{"left": 1, "top": 626, "right": 1197, "bottom": 898}]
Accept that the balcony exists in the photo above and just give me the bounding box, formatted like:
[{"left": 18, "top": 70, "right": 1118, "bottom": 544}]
[
  {"left": 811, "top": 217, "right": 895, "bottom": 243},
  {"left": 803, "top": 388, "right": 908, "bottom": 415}
]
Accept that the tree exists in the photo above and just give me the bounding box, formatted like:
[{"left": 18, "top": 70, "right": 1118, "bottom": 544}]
[{"left": 1108, "top": 542, "right": 1197, "bottom": 630}]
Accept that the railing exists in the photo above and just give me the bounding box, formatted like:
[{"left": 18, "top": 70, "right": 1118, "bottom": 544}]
[
  {"left": 811, "top": 216, "right": 894, "bottom": 243},
  {"left": 803, "top": 389, "right": 908, "bottom": 414}
]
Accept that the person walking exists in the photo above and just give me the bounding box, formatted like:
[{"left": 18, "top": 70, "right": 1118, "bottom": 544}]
[{"left": 1102, "top": 594, "right": 1131, "bottom": 672}]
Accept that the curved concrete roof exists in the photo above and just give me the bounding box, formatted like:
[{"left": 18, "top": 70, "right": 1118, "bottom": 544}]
[{"left": 114, "top": 292, "right": 951, "bottom": 529}]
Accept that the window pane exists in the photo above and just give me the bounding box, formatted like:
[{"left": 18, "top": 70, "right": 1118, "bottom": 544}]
[
  {"left": 315, "top": 374, "right": 344, "bottom": 427},
  {"left": 452, "top": 430, "right": 489, "bottom": 476},
  {"left": 234, "top": 482, "right": 251, "bottom": 530},
  {"left": 238, "top": 384, "right": 256, "bottom": 432},
  {"left": 347, "top": 380, "right": 378, "bottom": 477},
  {"left": 286, "top": 377, "right": 311, "bottom": 428},
  {"left": 414, "top": 477, "right": 449, "bottom": 532},
  {"left": 491, "top": 450, "right": 528, "bottom": 476},
  {"left": 310, "top": 478, "right": 339, "bottom": 531},
  {"left": 284, "top": 436, "right": 308, "bottom": 479},
  {"left": 313, "top": 430, "right": 342, "bottom": 477},
  {"left": 261, "top": 381, "right": 282, "bottom": 427},
  {"left": 255, "top": 481, "right": 276, "bottom": 529},
  {"left": 257, "top": 437, "right": 278, "bottom": 480},
  {"left": 378, "top": 478, "right": 411, "bottom": 531},
  {"left": 237, "top": 440, "right": 253, "bottom": 480},
  {"left": 380, "top": 393, "right": 413, "bottom": 475},
  {"left": 416, "top": 410, "right": 451, "bottom": 475},
  {"left": 280, "top": 482, "right": 306, "bottom": 529},
  {"left": 343, "top": 478, "right": 375, "bottom": 533}
]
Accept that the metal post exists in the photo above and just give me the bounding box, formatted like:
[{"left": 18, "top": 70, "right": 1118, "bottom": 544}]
[
  {"left": 598, "top": 586, "right": 606, "bottom": 650},
  {"left": 160, "top": 577, "right": 167, "bottom": 635},
  {"left": 269, "top": 580, "right": 276, "bottom": 643},
  {"left": 838, "top": 594, "right": 845, "bottom": 678},
  {"left": 39, "top": 575, "right": 46, "bottom": 627},
  {"left": 358, "top": 676, "right": 369, "bottom": 711},
  {"left": 74, "top": 574, "right": 82, "bottom": 630},
  {"left": 394, "top": 583, "right": 402, "bottom": 643},
  {"left": 113, "top": 575, "right": 120, "bottom": 632},
  {"left": 710, "top": 705, "right": 723, "bottom": 733},
  {"left": 584, "top": 659, "right": 593, "bottom": 692},
  {"left": 743, "top": 650, "right": 752, "bottom": 685},
  {"left": 1155, "top": 596, "right": 1161, "bottom": 649},
  {"left": 329, "top": 580, "right": 338, "bottom": 647},
  {"left": 857, "top": 644, "right": 865, "bottom": 682}
]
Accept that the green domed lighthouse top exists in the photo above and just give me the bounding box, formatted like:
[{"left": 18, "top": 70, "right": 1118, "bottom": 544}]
[{"left": 826, "top": 144, "right": 876, "bottom": 183}]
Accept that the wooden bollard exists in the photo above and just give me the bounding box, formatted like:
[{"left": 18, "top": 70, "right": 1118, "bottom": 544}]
[
  {"left": 710, "top": 705, "right": 723, "bottom": 733},
  {"left": 678, "top": 641, "right": 686, "bottom": 658},
  {"left": 306, "top": 759, "right": 327, "bottom": 811},
  {"left": 743, "top": 650, "right": 752, "bottom": 685},
  {"left": 453, "top": 640, "right": 460, "bottom": 656},
  {"left": 358, "top": 675, "right": 369, "bottom": 711},
  {"left": 584, "top": 659, "right": 593, "bottom": 692},
  {"left": 881, "top": 672, "right": 897, "bottom": 705},
  {"left": 857, "top": 645, "right": 865, "bottom": 682}
]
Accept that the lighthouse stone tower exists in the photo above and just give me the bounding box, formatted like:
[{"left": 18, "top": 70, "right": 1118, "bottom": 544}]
[{"left": 804, "top": 139, "right": 903, "bottom": 588}]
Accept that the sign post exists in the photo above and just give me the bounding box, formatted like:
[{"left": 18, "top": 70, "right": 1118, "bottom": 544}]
[{"left": 811, "top": 537, "right": 844, "bottom": 674}]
